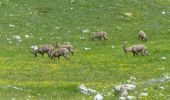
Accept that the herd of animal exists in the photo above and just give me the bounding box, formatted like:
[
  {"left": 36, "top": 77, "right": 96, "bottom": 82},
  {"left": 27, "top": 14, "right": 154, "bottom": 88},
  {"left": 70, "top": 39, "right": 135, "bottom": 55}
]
[{"left": 29, "top": 30, "right": 148, "bottom": 60}]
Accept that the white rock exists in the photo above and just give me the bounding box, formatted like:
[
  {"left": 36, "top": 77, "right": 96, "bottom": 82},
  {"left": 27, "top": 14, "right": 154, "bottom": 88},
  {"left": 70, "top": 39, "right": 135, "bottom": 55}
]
[
  {"left": 79, "top": 84, "right": 96, "bottom": 95},
  {"left": 13, "top": 35, "right": 22, "bottom": 42},
  {"left": 119, "top": 96, "right": 126, "bottom": 100},
  {"left": 94, "top": 94, "right": 104, "bottom": 100},
  {"left": 13, "top": 35, "right": 21, "bottom": 40},
  {"left": 127, "top": 96, "right": 136, "bottom": 100},
  {"left": 115, "top": 84, "right": 136, "bottom": 96},
  {"left": 115, "top": 84, "right": 136, "bottom": 91}
]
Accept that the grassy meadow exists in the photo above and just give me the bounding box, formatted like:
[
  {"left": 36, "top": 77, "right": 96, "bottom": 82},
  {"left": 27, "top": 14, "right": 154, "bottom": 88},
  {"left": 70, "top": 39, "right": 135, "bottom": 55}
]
[{"left": 0, "top": 0, "right": 170, "bottom": 99}]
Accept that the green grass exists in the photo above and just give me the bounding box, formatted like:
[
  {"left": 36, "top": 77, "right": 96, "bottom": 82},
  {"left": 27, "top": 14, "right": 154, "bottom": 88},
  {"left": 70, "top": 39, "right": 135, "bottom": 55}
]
[{"left": 0, "top": 0, "right": 170, "bottom": 99}]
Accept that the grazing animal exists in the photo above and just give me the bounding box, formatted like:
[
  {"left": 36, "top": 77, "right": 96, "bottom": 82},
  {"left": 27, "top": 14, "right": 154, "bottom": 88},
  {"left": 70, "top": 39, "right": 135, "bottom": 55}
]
[
  {"left": 48, "top": 48, "right": 70, "bottom": 60},
  {"left": 139, "top": 31, "right": 147, "bottom": 41},
  {"left": 29, "top": 44, "right": 54, "bottom": 57},
  {"left": 56, "top": 43, "right": 74, "bottom": 55},
  {"left": 123, "top": 42, "right": 148, "bottom": 56},
  {"left": 90, "top": 31, "right": 108, "bottom": 40}
]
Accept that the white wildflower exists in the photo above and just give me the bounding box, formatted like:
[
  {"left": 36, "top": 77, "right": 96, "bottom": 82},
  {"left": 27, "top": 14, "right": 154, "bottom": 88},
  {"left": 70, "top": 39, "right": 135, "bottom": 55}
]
[
  {"left": 162, "top": 11, "right": 165, "bottom": 14},
  {"left": 56, "top": 27, "right": 60, "bottom": 30},
  {"left": 7, "top": 38, "right": 11, "bottom": 41},
  {"left": 70, "top": 0, "right": 74, "bottom": 3},
  {"left": 9, "top": 41, "right": 12, "bottom": 44},
  {"left": 124, "top": 13, "right": 133, "bottom": 17},
  {"left": 25, "top": 35, "right": 30, "bottom": 38},
  {"left": 9, "top": 24, "right": 15, "bottom": 27},
  {"left": 160, "top": 57, "right": 166, "bottom": 60},
  {"left": 82, "top": 29, "right": 90, "bottom": 33},
  {"left": 80, "top": 36, "right": 85, "bottom": 40},
  {"left": 139, "top": 92, "right": 148, "bottom": 97},
  {"left": 84, "top": 48, "right": 91, "bottom": 51}
]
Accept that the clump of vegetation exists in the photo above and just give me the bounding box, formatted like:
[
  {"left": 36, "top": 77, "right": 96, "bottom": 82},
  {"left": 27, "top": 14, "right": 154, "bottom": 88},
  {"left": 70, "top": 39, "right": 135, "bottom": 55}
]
[{"left": 36, "top": 5, "right": 52, "bottom": 14}]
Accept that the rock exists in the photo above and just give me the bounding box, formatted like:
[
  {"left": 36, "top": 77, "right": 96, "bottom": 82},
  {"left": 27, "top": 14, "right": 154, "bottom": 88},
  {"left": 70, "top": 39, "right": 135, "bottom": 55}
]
[
  {"left": 119, "top": 96, "right": 126, "bottom": 100},
  {"left": 13, "top": 35, "right": 22, "bottom": 42},
  {"left": 127, "top": 96, "right": 136, "bottom": 100},
  {"left": 79, "top": 84, "right": 96, "bottom": 95},
  {"left": 94, "top": 94, "right": 104, "bottom": 100},
  {"left": 114, "top": 84, "right": 136, "bottom": 96}
]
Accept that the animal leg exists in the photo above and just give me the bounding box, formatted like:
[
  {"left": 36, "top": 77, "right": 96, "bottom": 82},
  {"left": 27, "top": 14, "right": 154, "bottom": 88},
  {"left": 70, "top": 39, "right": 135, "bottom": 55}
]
[
  {"left": 144, "top": 50, "right": 148, "bottom": 55},
  {"left": 34, "top": 53, "right": 38, "bottom": 57},
  {"left": 136, "top": 52, "right": 138, "bottom": 56},
  {"left": 139, "top": 35, "right": 141, "bottom": 40},
  {"left": 103, "top": 35, "right": 108, "bottom": 40},
  {"left": 71, "top": 51, "right": 74, "bottom": 55},
  {"left": 141, "top": 51, "right": 145, "bottom": 56},
  {"left": 64, "top": 54, "right": 70, "bottom": 60},
  {"left": 58, "top": 56, "right": 60, "bottom": 60},
  {"left": 40, "top": 53, "right": 44, "bottom": 57}
]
